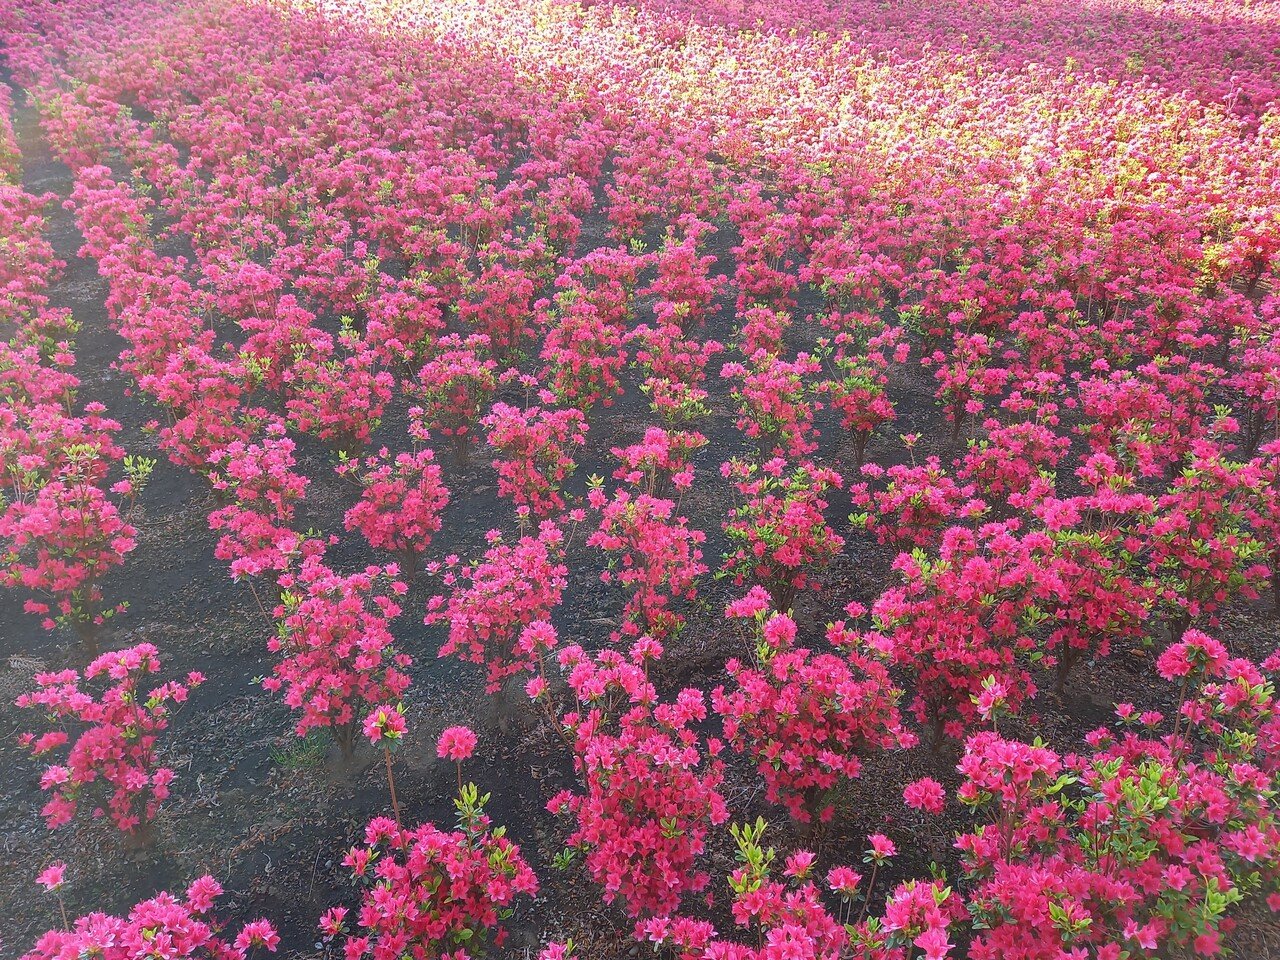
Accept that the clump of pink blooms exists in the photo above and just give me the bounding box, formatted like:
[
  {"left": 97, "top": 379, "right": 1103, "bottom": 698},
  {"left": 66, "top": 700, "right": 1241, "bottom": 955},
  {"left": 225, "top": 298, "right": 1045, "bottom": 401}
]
[
  {"left": 16, "top": 643, "right": 202, "bottom": 839},
  {"left": 407, "top": 333, "right": 498, "bottom": 465},
  {"left": 586, "top": 483, "right": 707, "bottom": 642},
  {"left": 482, "top": 401, "right": 588, "bottom": 517},
  {"left": 263, "top": 548, "right": 411, "bottom": 759},
  {"left": 321, "top": 748, "right": 538, "bottom": 960},
  {"left": 426, "top": 522, "right": 567, "bottom": 693},
  {"left": 549, "top": 644, "right": 728, "bottom": 919},
  {"left": 23, "top": 874, "right": 278, "bottom": 960},
  {"left": 714, "top": 600, "right": 915, "bottom": 824},
  {"left": 720, "top": 458, "right": 844, "bottom": 612},
  {"left": 339, "top": 446, "right": 449, "bottom": 578}
]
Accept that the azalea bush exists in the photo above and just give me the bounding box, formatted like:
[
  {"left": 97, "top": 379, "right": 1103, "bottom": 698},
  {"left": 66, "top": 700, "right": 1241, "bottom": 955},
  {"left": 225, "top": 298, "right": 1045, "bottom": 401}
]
[
  {"left": 586, "top": 482, "right": 707, "bottom": 642},
  {"left": 16, "top": 643, "right": 202, "bottom": 841},
  {"left": 482, "top": 402, "right": 588, "bottom": 517},
  {"left": 426, "top": 522, "right": 568, "bottom": 694},
  {"left": 407, "top": 333, "right": 498, "bottom": 465},
  {"left": 948, "top": 643, "right": 1280, "bottom": 960},
  {"left": 721, "top": 349, "right": 822, "bottom": 458},
  {"left": 1, "top": 456, "right": 137, "bottom": 651},
  {"left": 720, "top": 457, "right": 844, "bottom": 612},
  {"left": 549, "top": 644, "right": 728, "bottom": 919},
  {"left": 851, "top": 455, "right": 987, "bottom": 549},
  {"left": 264, "top": 550, "right": 411, "bottom": 760},
  {"left": 873, "top": 522, "right": 1058, "bottom": 746},
  {"left": 23, "top": 875, "right": 278, "bottom": 960},
  {"left": 609, "top": 425, "right": 705, "bottom": 498},
  {"left": 320, "top": 798, "right": 538, "bottom": 960},
  {"left": 713, "top": 603, "right": 914, "bottom": 824},
  {"left": 816, "top": 326, "right": 903, "bottom": 468},
  {"left": 639, "top": 818, "right": 848, "bottom": 958},
  {"left": 339, "top": 446, "right": 449, "bottom": 579},
  {"left": 207, "top": 421, "right": 308, "bottom": 582}
]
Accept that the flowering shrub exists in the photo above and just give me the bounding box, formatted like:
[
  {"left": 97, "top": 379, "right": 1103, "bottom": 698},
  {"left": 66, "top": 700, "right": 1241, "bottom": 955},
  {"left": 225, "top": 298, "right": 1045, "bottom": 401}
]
[
  {"left": 1233, "top": 332, "right": 1280, "bottom": 454},
  {"left": 0, "top": 146, "right": 142, "bottom": 656},
  {"left": 714, "top": 609, "right": 914, "bottom": 823},
  {"left": 720, "top": 458, "right": 844, "bottom": 611},
  {"left": 873, "top": 522, "right": 1059, "bottom": 745},
  {"left": 816, "top": 326, "right": 904, "bottom": 467},
  {"left": 610, "top": 425, "right": 706, "bottom": 497},
  {"left": 145, "top": 356, "right": 257, "bottom": 477},
  {"left": 549, "top": 644, "right": 727, "bottom": 918},
  {"left": 729, "top": 188, "right": 798, "bottom": 311},
  {"left": 365, "top": 702, "right": 408, "bottom": 824},
  {"left": 958, "top": 418, "right": 1070, "bottom": 505},
  {"left": 482, "top": 402, "right": 587, "bottom": 517},
  {"left": 627, "top": 320, "right": 722, "bottom": 428},
  {"left": 320, "top": 799, "right": 538, "bottom": 960},
  {"left": 921, "top": 332, "right": 1011, "bottom": 444},
  {"left": 1, "top": 456, "right": 137, "bottom": 650},
  {"left": 207, "top": 422, "right": 308, "bottom": 582},
  {"left": 1141, "top": 441, "right": 1268, "bottom": 635},
  {"left": 541, "top": 295, "right": 627, "bottom": 413},
  {"left": 850, "top": 878, "right": 963, "bottom": 960},
  {"left": 1075, "top": 360, "right": 1220, "bottom": 478},
  {"left": 642, "top": 218, "right": 723, "bottom": 329},
  {"left": 426, "top": 523, "right": 567, "bottom": 693},
  {"left": 851, "top": 456, "right": 987, "bottom": 549},
  {"left": 16, "top": 643, "right": 202, "bottom": 839},
  {"left": 23, "top": 876, "right": 278, "bottom": 960},
  {"left": 339, "top": 447, "right": 449, "bottom": 578},
  {"left": 628, "top": 323, "right": 723, "bottom": 387},
  {"left": 264, "top": 553, "right": 411, "bottom": 760},
  {"left": 557, "top": 245, "right": 645, "bottom": 325},
  {"left": 0, "top": 402, "right": 122, "bottom": 494},
  {"left": 456, "top": 252, "right": 540, "bottom": 357},
  {"left": 1033, "top": 471, "right": 1155, "bottom": 688},
  {"left": 721, "top": 349, "right": 822, "bottom": 458},
  {"left": 1248, "top": 440, "right": 1280, "bottom": 614},
  {"left": 407, "top": 333, "right": 497, "bottom": 465},
  {"left": 586, "top": 483, "right": 706, "bottom": 641},
  {"left": 952, "top": 720, "right": 1279, "bottom": 958},
  {"left": 283, "top": 343, "right": 394, "bottom": 452},
  {"left": 639, "top": 818, "right": 848, "bottom": 958}
]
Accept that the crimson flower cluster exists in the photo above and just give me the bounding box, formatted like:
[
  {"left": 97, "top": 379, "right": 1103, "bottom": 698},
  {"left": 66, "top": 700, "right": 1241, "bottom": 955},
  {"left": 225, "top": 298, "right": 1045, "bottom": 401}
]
[
  {"left": 320, "top": 807, "right": 538, "bottom": 960},
  {"left": 720, "top": 458, "right": 844, "bottom": 612},
  {"left": 426, "top": 522, "right": 568, "bottom": 693},
  {"left": 482, "top": 402, "right": 587, "bottom": 517},
  {"left": 339, "top": 446, "right": 449, "bottom": 577},
  {"left": 22, "top": 876, "right": 277, "bottom": 960},
  {"left": 714, "top": 603, "right": 914, "bottom": 824},
  {"left": 549, "top": 644, "right": 728, "bottom": 920},
  {"left": 586, "top": 485, "right": 707, "bottom": 642},
  {"left": 263, "top": 552, "right": 411, "bottom": 759},
  {"left": 16, "top": 643, "right": 202, "bottom": 838}
]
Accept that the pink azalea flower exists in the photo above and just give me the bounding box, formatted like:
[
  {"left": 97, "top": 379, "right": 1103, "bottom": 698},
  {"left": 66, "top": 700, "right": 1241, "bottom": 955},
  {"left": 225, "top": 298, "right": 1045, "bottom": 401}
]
[{"left": 437, "top": 725, "right": 478, "bottom": 761}]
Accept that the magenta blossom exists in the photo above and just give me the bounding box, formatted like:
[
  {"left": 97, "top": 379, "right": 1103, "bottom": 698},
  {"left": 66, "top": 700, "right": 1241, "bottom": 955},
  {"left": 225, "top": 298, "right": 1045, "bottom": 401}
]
[
  {"left": 437, "top": 725, "right": 478, "bottom": 762},
  {"left": 904, "top": 777, "right": 947, "bottom": 814},
  {"left": 36, "top": 862, "right": 66, "bottom": 892}
]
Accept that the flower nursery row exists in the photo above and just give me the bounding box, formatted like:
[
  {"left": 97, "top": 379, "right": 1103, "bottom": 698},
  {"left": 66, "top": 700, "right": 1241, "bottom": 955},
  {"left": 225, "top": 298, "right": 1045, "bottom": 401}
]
[{"left": 0, "top": 0, "right": 1278, "bottom": 957}]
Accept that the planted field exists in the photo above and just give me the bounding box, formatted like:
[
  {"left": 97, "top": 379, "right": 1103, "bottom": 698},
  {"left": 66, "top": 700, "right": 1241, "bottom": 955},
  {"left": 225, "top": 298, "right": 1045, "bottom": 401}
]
[{"left": 1, "top": 1, "right": 1280, "bottom": 958}]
